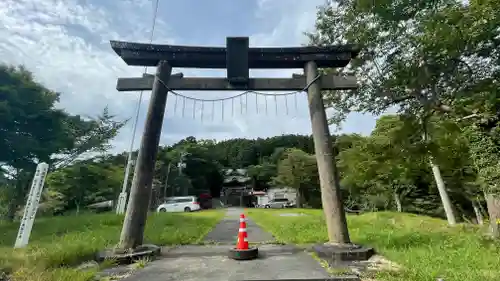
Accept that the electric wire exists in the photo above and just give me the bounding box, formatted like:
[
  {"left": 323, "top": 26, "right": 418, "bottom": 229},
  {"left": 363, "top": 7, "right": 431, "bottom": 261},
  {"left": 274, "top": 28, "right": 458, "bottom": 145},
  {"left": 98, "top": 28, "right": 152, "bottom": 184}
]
[
  {"left": 120, "top": 0, "right": 161, "bottom": 199},
  {"left": 129, "top": 0, "right": 161, "bottom": 149}
]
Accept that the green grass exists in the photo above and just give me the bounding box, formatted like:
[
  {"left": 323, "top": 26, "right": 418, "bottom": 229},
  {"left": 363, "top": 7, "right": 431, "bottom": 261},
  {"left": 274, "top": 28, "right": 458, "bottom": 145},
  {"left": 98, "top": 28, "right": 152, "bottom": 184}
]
[
  {"left": 0, "top": 210, "right": 224, "bottom": 281},
  {"left": 247, "top": 209, "right": 500, "bottom": 281}
]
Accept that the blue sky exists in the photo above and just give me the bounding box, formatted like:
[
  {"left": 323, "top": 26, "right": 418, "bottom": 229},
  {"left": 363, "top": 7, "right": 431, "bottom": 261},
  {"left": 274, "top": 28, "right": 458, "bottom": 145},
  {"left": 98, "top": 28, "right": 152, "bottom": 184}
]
[{"left": 0, "top": 0, "right": 378, "bottom": 154}]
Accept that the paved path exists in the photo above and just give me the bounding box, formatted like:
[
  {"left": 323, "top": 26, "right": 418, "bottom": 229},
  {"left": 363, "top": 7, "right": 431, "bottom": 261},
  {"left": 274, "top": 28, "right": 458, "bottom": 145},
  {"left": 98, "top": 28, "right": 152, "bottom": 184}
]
[
  {"left": 204, "top": 207, "right": 275, "bottom": 244},
  {"left": 121, "top": 244, "right": 332, "bottom": 281},
  {"left": 119, "top": 208, "right": 333, "bottom": 281}
]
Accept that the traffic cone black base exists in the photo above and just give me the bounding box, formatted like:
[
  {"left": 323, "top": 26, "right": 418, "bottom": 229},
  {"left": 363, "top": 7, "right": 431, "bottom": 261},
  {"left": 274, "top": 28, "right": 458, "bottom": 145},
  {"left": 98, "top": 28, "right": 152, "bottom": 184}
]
[
  {"left": 228, "top": 247, "right": 259, "bottom": 260},
  {"left": 228, "top": 213, "right": 259, "bottom": 260}
]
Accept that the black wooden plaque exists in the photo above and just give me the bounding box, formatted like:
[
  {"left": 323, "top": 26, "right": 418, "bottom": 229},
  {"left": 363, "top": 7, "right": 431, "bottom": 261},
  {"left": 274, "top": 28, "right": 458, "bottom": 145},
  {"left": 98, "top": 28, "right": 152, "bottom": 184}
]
[{"left": 226, "top": 37, "right": 249, "bottom": 85}]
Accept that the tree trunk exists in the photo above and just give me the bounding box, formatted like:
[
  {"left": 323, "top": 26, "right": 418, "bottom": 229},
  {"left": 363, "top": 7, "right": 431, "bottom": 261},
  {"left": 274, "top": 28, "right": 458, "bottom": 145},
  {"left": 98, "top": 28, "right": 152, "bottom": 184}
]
[
  {"left": 5, "top": 176, "right": 31, "bottom": 222},
  {"left": 472, "top": 199, "right": 484, "bottom": 225},
  {"left": 5, "top": 199, "right": 18, "bottom": 222},
  {"left": 485, "top": 192, "right": 500, "bottom": 238},
  {"left": 393, "top": 192, "right": 402, "bottom": 212},
  {"left": 429, "top": 159, "right": 457, "bottom": 225},
  {"left": 422, "top": 125, "right": 457, "bottom": 225}
]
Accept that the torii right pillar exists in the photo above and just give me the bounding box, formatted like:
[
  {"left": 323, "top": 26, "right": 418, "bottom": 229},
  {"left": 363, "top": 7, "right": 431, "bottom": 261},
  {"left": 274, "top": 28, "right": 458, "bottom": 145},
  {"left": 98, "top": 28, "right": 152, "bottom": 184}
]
[{"left": 305, "top": 61, "right": 374, "bottom": 264}]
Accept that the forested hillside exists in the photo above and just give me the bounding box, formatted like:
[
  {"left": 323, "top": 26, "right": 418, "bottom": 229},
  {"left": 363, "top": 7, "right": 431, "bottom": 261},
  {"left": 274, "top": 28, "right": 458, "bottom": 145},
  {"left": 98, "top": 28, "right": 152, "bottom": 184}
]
[{"left": 0, "top": 113, "right": 492, "bottom": 227}]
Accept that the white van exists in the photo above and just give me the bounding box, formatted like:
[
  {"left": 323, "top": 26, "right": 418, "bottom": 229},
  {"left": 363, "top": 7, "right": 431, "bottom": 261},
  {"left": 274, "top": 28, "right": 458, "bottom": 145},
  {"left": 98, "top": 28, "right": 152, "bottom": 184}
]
[{"left": 156, "top": 196, "right": 201, "bottom": 213}]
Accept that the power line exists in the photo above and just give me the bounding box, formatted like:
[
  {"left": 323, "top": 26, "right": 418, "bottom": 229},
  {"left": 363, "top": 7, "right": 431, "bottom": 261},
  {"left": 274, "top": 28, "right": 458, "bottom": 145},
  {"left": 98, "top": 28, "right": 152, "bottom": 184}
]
[
  {"left": 117, "top": 0, "right": 162, "bottom": 214},
  {"left": 131, "top": 0, "right": 161, "bottom": 148}
]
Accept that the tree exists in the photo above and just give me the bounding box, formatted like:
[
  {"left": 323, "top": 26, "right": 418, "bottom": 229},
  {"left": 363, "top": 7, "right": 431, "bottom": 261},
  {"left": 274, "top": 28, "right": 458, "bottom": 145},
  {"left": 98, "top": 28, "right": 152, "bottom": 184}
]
[
  {"left": 339, "top": 116, "right": 423, "bottom": 212},
  {"left": 436, "top": 0, "right": 500, "bottom": 235},
  {"left": 0, "top": 64, "right": 126, "bottom": 221},
  {"left": 307, "top": 0, "right": 500, "bottom": 225},
  {"left": 247, "top": 163, "right": 276, "bottom": 190},
  {"left": 155, "top": 138, "right": 223, "bottom": 198},
  {"left": 46, "top": 159, "right": 123, "bottom": 214},
  {"left": 272, "top": 149, "right": 319, "bottom": 208}
]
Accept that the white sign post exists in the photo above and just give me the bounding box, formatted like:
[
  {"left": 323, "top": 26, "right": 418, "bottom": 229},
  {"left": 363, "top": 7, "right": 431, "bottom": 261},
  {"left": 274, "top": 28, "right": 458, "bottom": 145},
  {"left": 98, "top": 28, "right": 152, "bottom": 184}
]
[
  {"left": 116, "top": 192, "right": 128, "bottom": 214},
  {"left": 14, "top": 162, "right": 49, "bottom": 248},
  {"left": 116, "top": 159, "right": 135, "bottom": 214}
]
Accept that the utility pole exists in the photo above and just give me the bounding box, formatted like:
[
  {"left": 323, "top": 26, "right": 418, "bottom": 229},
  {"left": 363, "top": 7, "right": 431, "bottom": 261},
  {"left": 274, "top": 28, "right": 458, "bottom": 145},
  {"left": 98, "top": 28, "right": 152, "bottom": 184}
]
[
  {"left": 305, "top": 61, "right": 351, "bottom": 245},
  {"left": 178, "top": 152, "right": 188, "bottom": 196},
  {"left": 163, "top": 162, "right": 171, "bottom": 200},
  {"left": 118, "top": 61, "right": 172, "bottom": 250}
]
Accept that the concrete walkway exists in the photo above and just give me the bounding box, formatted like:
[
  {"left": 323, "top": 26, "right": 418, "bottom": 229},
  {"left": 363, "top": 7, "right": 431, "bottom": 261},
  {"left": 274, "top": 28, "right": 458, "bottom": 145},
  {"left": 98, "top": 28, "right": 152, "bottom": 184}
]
[
  {"left": 204, "top": 207, "right": 275, "bottom": 244},
  {"left": 120, "top": 208, "right": 334, "bottom": 281}
]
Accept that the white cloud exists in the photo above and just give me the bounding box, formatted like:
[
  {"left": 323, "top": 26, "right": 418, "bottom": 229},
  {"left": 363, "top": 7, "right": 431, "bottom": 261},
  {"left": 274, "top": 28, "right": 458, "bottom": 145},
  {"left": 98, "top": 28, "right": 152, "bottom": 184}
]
[
  {"left": 0, "top": 0, "right": 376, "bottom": 157},
  {"left": 0, "top": 0, "right": 172, "bottom": 153},
  {"left": 250, "top": 0, "right": 377, "bottom": 135}
]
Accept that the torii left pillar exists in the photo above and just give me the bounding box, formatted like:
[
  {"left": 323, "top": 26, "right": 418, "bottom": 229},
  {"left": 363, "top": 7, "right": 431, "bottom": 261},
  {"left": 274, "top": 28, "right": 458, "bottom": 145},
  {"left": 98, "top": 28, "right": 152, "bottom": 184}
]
[{"left": 118, "top": 60, "right": 172, "bottom": 250}]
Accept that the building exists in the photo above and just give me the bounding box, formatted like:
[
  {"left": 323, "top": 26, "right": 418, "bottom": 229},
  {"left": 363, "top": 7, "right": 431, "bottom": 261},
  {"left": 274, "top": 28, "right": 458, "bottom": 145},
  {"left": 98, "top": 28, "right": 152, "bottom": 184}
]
[
  {"left": 220, "top": 168, "right": 298, "bottom": 207},
  {"left": 253, "top": 187, "right": 297, "bottom": 207},
  {"left": 221, "top": 168, "right": 252, "bottom": 207}
]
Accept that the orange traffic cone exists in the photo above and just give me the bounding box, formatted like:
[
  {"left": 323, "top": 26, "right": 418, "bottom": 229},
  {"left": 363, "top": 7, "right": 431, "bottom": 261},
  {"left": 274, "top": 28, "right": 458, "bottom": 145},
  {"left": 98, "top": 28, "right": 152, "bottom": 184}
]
[
  {"left": 228, "top": 213, "right": 258, "bottom": 260},
  {"left": 236, "top": 213, "right": 249, "bottom": 250}
]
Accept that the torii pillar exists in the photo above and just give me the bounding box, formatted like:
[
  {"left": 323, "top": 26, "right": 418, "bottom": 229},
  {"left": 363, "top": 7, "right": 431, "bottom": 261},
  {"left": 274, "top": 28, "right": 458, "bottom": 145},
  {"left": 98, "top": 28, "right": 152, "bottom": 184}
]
[{"left": 118, "top": 61, "right": 172, "bottom": 250}]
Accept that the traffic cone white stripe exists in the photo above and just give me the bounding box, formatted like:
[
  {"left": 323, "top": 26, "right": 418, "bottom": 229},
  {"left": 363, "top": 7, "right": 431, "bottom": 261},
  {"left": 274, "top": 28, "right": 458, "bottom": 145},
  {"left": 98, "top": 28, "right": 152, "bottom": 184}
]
[
  {"left": 239, "top": 228, "right": 247, "bottom": 232},
  {"left": 239, "top": 218, "right": 246, "bottom": 222}
]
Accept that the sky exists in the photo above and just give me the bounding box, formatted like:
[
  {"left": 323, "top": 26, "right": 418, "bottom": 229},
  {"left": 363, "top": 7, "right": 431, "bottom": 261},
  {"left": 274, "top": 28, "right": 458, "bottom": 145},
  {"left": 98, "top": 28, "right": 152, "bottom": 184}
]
[{"left": 0, "top": 0, "right": 378, "bottom": 154}]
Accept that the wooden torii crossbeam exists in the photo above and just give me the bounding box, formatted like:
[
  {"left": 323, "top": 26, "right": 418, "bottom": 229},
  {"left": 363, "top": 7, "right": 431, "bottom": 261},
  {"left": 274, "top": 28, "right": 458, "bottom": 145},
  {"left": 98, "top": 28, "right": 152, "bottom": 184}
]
[
  {"left": 110, "top": 38, "right": 358, "bottom": 68},
  {"left": 112, "top": 37, "right": 359, "bottom": 91},
  {"left": 112, "top": 37, "right": 360, "bottom": 252},
  {"left": 116, "top": 74, "right": 358, "bottom": 91}
]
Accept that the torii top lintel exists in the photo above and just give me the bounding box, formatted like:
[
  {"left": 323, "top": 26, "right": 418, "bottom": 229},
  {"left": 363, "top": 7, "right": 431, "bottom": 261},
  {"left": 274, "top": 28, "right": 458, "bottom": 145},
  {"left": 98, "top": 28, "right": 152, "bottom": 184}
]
[{"left": 110, "top": 37, "right": 359, "bottom": 69}]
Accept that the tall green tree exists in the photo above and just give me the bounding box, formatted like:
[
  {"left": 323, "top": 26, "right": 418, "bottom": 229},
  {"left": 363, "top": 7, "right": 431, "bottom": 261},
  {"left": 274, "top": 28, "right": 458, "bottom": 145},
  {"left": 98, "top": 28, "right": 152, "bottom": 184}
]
[
  {"left": 45, "top": 159, "right": 123, "bottom": 214},
  {"left": 0, "top": 64, "right": 126, "bottom": 220},
  {"left": 272, "top": 149, "right": 319, "bottom": 207},
  {"left": 308, "top": 0, "right": 500, "bottom": 226},
  {"left": 247, "top": 162, "right": 276, "bottom": 190},
  {"left": 339, "top": 116, "right": 423, "bottom": 212}
]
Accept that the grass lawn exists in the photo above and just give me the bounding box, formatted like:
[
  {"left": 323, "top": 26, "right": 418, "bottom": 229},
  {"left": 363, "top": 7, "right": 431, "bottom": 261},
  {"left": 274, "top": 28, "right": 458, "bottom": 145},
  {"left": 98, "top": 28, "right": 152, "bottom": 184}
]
[
  {"left": 0, "top": 210, "right": 224, "bottom": 281},
  {"left": 247, "top": 209, "right": 500, "bottom": 281}
]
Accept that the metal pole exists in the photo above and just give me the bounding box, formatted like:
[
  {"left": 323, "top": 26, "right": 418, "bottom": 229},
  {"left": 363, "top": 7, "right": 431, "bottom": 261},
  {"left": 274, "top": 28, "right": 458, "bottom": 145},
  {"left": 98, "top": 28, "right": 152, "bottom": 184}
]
[
  {"left": 118, "top": 61, "right": 172, "bottom": 250},
  {"left": 116, "top": 95, "right": 143, "bottom": 214},
  {"left": 305, "top": 61, "right": 351, "bottom": 244},
  {"left": 163, "top": 163, "right": 171, "bottom": 200},
  {"left": 178, "top": 152, "right": 188, "bottom": 196}
]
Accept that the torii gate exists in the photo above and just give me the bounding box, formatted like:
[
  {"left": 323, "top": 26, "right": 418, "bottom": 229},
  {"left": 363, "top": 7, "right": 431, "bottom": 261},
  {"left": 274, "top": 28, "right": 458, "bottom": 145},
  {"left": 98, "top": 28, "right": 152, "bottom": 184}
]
[{"left": 111, "top": 37, "right": 358, "bottom": 251}]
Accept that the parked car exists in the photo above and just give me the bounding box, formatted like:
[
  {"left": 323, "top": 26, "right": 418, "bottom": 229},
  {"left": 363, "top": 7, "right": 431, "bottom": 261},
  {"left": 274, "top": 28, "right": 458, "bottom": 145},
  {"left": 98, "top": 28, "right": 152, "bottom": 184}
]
[
  {"left": 264, "top": 198, "right": 289, "bottom": 209},
  {"left": 156, "top": 196, "right": 201, "bottom": 213},
  {"left": 198, "top": 193, "right": 213, "bottom": 209}
]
